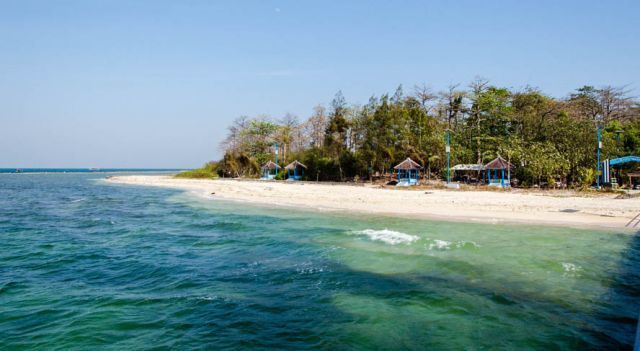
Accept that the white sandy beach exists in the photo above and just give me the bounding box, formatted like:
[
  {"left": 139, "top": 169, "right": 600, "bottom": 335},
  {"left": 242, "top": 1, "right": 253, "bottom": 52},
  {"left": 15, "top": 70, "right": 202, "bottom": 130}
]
[{"left": 107, "top": 175, "right": 640, "bottom": 229}]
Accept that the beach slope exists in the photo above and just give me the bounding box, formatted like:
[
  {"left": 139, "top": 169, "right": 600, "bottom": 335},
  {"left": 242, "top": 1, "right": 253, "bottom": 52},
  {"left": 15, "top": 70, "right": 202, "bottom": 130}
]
[{"left": 107, "top": 175, "right": 640, "bottom": 229}]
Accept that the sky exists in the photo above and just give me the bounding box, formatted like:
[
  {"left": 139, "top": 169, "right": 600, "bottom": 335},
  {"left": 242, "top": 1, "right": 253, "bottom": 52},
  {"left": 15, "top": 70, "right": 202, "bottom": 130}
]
[{"left": 1, "top": 0, "right": 638, "bottom": 168}]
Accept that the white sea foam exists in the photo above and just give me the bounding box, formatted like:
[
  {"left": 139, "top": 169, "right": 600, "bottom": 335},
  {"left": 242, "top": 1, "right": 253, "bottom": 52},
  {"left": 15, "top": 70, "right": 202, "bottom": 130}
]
[
  {"left": 354, "top": 229, "right": 419, "bottom": 245},
  {"left": 427, "top": 239, "right": 480, "bottom": 251},
  {"left": 561, "top": 262, "right": 581, "bottom": 273},
  {"left": 428, "top": 239, "right": 452, "bottom": 250}
]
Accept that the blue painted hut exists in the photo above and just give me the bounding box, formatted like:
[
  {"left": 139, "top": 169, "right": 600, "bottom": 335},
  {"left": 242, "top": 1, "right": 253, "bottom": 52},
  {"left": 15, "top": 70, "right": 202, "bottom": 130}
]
[
  {"left": 285, "top": 160, "right": 306, "bottom": 181},
  {"left": 260, "top": 161, "right": 280, "bottom": 180},
  {"left": 601, "top": 155, "right": 640, "bottom": 187},
  {"left": 393, "top": 158, "right": 422, "bottom": 186},
  {"left": 483, "top": 156, "right": 514, "bottom": 188}
]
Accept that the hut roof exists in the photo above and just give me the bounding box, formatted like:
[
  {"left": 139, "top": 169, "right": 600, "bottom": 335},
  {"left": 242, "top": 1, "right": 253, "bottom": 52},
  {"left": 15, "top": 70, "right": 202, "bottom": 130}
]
[
  {"left": 483, "top": 156, "right": 514, "bottom": 170},
  {"left": 393, "top": 157, "right": 423, "bottom": 170},
  {"left": 452, "top": 164, "right": 483, "bottom": 171},
  {"left": 284, "top": 160, "right": 307, "bottom": 170},
  {"left": 261, "top": 161, "right": 280, "bottom": 170}
]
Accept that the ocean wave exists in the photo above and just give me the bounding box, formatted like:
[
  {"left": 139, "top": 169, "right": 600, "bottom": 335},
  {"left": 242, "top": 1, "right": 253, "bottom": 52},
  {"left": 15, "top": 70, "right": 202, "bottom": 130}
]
[
  {"left": 427, "top": 239, "right": 479, "bottom": 251},
  {"left": 353, "top": 229, "right": 419, "bottom": 245}
]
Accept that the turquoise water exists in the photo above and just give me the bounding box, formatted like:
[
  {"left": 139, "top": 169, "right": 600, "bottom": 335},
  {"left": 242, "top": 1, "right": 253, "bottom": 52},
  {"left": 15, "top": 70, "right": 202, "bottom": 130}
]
[{"left": 1, "top": 173, "right": 638, "bottom": 350}]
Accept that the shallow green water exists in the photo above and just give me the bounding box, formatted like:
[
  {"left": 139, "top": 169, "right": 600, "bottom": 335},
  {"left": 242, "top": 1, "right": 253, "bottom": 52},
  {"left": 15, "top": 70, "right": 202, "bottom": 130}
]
[{"left": 0, "top": 174, "right": 638, "bottom": 350}]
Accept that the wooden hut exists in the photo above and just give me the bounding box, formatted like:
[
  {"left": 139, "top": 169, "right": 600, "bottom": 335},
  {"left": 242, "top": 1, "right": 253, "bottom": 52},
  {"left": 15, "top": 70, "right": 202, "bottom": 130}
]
[
  {"left": 393, "top": 158, "right": 422, "bottom": 186},
  {"left": 451, "top": 164, "right": 483, "bottom": 183},
  {"left": 483, "top": 156, "right": 514, "bottom": 188},
  {"left": 260, "top": 160, "right": 280, "bottom": 180},
  {"left": 285, "top": 160, "right": 307, "bottom": 181}
]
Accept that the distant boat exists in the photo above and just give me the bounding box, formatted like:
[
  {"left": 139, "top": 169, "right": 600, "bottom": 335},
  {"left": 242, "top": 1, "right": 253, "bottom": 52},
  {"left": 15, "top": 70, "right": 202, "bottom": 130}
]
[
  {"left": 15, "top": 168, "right": 23, "bottom": 173},
  {"left": 89, "top": 168, "right": 100, "bottom": 172}
]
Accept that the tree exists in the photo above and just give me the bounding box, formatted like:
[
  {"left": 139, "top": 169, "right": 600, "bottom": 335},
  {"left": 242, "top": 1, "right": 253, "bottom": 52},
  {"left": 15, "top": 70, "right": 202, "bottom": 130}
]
[
  {"left": 276, "top": 113, "right": 300, "bottom": 164},
  {"left": 213, "top": 81, "right": 640, "bottom": 188},
  {"left": 324, "top": 91, "right": 352, "bottom": 180},
  {"left": 306, "top": 105, "right": 327, "bottom": 148},
  {"left": 439, "top": 84, "right": 465, "bottom": 131},
  {"left": 413, "top": 83, "right": 437, "bottom": 114},
  {"left": 598, "top": 85, "right": 636, "bottom": 122},
  {"left": 568, "top": 86, "right": 602, "bottom": 121}
]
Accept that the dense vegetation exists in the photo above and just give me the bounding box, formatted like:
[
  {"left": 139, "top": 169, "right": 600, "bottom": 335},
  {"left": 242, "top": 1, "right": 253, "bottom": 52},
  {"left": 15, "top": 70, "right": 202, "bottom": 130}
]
[{"left": 213, "top": 79, "right": 640, "bottom": 187}]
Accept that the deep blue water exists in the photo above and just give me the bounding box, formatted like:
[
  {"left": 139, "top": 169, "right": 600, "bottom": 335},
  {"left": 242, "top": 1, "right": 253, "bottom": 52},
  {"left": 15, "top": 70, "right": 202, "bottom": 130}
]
[{"left": 0, "top": 173, "right": 638, "bottom": 350}]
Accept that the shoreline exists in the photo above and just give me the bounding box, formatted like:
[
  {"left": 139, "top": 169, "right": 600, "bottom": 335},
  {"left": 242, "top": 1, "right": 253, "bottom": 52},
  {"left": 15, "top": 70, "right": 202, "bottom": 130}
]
[{"left": 106, "top": 175, "right": 640, "bottom": 230}]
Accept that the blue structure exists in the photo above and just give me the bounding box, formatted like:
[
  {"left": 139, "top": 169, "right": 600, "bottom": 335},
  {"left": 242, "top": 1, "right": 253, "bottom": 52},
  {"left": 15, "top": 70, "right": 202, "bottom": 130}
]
[
  {"left": 393, "top": 158, "right": 422, "bottom": 186},
  {"left": 600, "top": 155, "right": 640, "bottom": 185},
  {"left": 260, "top": 161, "right": 280, "bottom": 180},
  {"left": 608, "top": 155, "right": 640, "bottom": 166},
  {"left": 483, "top": 156, "right": 514, "bottom": 188},
  {"left": 284, "top": 160, "right": 306, "bottom": 181}
]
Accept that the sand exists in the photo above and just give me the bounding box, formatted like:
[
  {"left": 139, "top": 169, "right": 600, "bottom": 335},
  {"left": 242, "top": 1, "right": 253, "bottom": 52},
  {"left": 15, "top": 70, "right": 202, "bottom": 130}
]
[{"left": 106, "top": 175, "right": 640, "bottom": 230}]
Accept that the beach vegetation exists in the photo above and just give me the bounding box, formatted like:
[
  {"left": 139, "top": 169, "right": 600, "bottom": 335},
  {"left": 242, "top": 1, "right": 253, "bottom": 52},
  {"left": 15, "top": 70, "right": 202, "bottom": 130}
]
[
  {"left": 213, "top": 81, "right": 640, "bottom": 188},
  {"left": 175, "top": 162, "right": 219, "bottom": 179}
]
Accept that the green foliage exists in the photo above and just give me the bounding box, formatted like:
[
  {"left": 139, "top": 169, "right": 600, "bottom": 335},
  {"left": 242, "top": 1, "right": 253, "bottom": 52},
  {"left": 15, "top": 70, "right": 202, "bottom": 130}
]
[
  {"left": 211, "top": 82, "right": 639, "bottom": 187},
  {"left": 217, "top": 152, "right": 260, "bottom": 178},
  {"left": 274, "top": 171, "right": 286, "bottom": 181},
  {"left": 175, "top": 162, "right": 218, "bottom": 179},
  {"left": 241, "top": 119, "right": 279, "bottom": 166},
  {"left": 578, "top": 168, "right": 596, "bottom": 189}
]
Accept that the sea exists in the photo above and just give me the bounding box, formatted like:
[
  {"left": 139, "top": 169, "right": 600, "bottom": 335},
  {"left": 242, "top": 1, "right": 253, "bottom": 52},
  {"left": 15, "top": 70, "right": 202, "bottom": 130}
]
[{"left": 0, "top": 171, "right": 638, "bottom": 350}]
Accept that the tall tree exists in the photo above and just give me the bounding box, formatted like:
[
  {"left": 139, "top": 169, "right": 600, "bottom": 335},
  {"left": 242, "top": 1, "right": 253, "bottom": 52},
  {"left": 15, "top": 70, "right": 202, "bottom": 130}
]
[
  {"left": 324, "top": 91, "right": 351, "bottom": 180},
  {"left": 306, "top": 105, "right": 327, "bottom": 148}
]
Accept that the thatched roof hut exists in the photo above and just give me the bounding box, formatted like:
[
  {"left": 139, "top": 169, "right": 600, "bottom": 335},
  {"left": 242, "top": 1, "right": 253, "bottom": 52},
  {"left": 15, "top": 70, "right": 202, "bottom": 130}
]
[
  {"left": 483, "top": 156, "right": 514, "bottom": 170},
  {"left": 393, "top": 158, "right": 422, "bottom": 186},
  {"left": 261, "top": 160, "right": 280, "bottom": 171},
  {"left": 393, "top": 158, "right": 422, "bottom": 170},
  {"left": 284, "top": 160, "right": 307, "bottom": 170},
  {"left": 483, "top": 156, "right": 514, "bottom": 187},
  {"left": 260, "top": 160, "right": 280, "bottom": 180},
  {"left": 284, "top": 160, "right": 306, "bottom": 180}
]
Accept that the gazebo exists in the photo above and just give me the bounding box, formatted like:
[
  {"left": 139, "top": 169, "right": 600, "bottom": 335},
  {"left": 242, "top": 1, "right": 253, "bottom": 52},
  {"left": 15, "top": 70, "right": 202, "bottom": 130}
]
[
  {"left": 260, "top": 160, "right": 280, "bottom": 180},
  {"left": 285, "top": 160, "right": 307, "bottom": 181},
  {"left": 393, "top": 158, "right": 422, "bottom": 186},
  {"left": 483, "top": 156, "right": 514, "bottom": 188}
]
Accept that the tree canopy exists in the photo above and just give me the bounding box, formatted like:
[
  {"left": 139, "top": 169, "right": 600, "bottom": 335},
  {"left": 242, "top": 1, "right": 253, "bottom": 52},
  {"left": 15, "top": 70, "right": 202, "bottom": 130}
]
[{"left": 215, "top": 81, "right": 640, "bottom": 187}]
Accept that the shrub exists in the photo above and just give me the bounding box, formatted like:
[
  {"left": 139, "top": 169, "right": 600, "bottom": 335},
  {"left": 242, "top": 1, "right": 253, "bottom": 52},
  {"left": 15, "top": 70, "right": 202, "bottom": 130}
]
[
  {"left": 577, "top": 167, "right": 595, "bottom": 190},
  {"left": 175, "top": 162, "right": 219, "bottom": 179}
]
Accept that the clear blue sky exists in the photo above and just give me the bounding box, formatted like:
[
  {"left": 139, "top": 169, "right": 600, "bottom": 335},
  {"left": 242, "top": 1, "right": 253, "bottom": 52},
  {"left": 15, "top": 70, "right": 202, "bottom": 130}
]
[{"left": 1, "top": 0, "right": 638, "bottom": 168}]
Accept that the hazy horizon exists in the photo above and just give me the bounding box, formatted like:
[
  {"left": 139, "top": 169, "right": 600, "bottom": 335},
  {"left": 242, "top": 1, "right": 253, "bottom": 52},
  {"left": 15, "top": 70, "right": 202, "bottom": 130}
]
[{"left": 2, "top": 0, "right": 639, "bottom": 168}]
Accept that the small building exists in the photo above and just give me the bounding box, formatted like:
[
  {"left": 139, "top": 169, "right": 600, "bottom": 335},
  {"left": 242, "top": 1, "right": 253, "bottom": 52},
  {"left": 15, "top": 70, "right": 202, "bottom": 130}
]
[
  {"left": 260, "top": 160, "right": 280, "bottom": 180},
  {"left": 483, "top": 156, "right": 514, "bottom": 188},
  {"left": 452, "top": 164, "right": 483, "bottom": 183},
  {"left": 626, "top": 172, "right": 640, "bottom": 190},
  {"left": 393, "top": 157, "right": 422, "bottom": 186},
  {"left": 601, "top": 155, "right": 640, "bottom": 188},
  {"left": 285, "top": 160, "right": 307, "bottom": 181}
]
